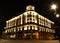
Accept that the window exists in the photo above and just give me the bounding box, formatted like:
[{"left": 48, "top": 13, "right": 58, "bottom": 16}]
[
  {"left": 26, "top": 14, "right": 37, "bottom": 23},
  {"left": 46, "top": 28, "right": 48, "bottom": 32},
  {"left": 12, "top": 20, "right": 15, "bottom": 26},
  {"left": 5, "top": 30, "right": 7, "bottom": 33},
  {"left": 17, "top": 27, "right": 20, "bottom": 31},
  {"left": 27, "top": 17, "right": 30, "bottom": 22},
  {"left": 8, "top": 21, "right": 10, "bottom": 27},
  {"left": 43, "top": 28, "right": 45, "bottom": 32},
  {"left": 21, "top": 16, "right": 22, "bottom": 24},
  {"left": 40, "top": 19, "right": 44, "bottom": 26},
  {"left": 10, "top": 35, "right": 16, "bottom": 38},
  {"left": 27, "top": 26, "right": 30, "bottom": 30},
  {"left": 53, "top": 30, "right": 55, "bottom": 33},
  {"left": 6, "top": 22, "right": 9, "bottom": 28},
  {"left": 39, "top": 27, "right": 42, "bottom": 31},
  {"left": 14, "top": 28, "right": 16, "bottom": 32},
  {"left": 17, "top": 17, "right": 21, "bottom": 25},
  {"left": 9, "top": 29, "right": 11, "bottom": 32},
  {"left": 15, "top": 20, "right": 16, "bottom": 26},
  {"left": 25, "top": 16, "right": 27, "bottom": 23},
  {"left": 33, "top": 33, "right": 35, "bottom": 35},
  {"left": 17, "top": 16, "right": 23, "bottom": 25},
  {"left": 20, "top": 27, "right": 22, "bottom": 31},
  {"left": 7, "top": 29, "right": 9, "bottom": 32},
  {"left": 11, "top": 21, "right": 13, "bottom": 26},
  {"left": 11, "top": 29, "right": 13, "bottom": 32},
  {"left": 45, "top": 19, "right": 51, "bottom": 28},
  {"left": 32, "top": 26, "right": 35, "bottom": 30},
  {"left": 38, "top": 19, "right": 40, "bottom": 24},
  {"left": 35, "top": 26, "right": 38, "bottom": 30},
  {"left": 24, "top": 26, "right": 27, "bottom": 30},
  {"left": 39, "top": 28, "right": 41, "bottom": 31},
  {"left": 48, "top": 23, "right": 51, "bottom": 28},
  {"left": 32, "top": 15, "right": 37, "bottom": 23}
]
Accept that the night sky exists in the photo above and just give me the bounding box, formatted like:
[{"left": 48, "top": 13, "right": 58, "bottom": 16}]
[{"left": 0, "top": 0, "right": 60, "bottom": 38}]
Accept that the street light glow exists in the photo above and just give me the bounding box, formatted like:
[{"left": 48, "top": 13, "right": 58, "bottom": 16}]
[
  {"left": 56, "top": 14, "right": 60, "bottom": 18},
  {"left": 51, "top": 4, "right": 57, "bottom": 10}
]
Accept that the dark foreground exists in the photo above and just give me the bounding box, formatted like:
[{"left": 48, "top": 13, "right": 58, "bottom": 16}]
[{"left": 0, "top": 39, "right": 59, "bottom": 43}]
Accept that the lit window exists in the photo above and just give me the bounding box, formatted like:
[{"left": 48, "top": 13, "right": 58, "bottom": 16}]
[
  {"left": 35, "top": 26, "right": 37, "bottom": 30},
  {"left": 32, "top": 26, "right": 35, "bottom": 30},
  {"left": 49, "top": 29, "right": 51, "bottom": 32},
  {"left": 38, "top": 19, "right": 40, "bottom": 25},
  {"left": 24, "top": 26, "right": 27, "bottom": 30},
  {"left": 35, "top": 32, "right": 39, "bottom": 39},
  {"left": 12, "top": 29, "right": 13, "bottom": 31},
  {"left": 51, "top": 30, "right": 53, "bottom": 33},
  {"left": 38, "top": 15, "right": 41, "bottom": 18},
  {"left": 48, "top": 23, "right": 51, "bottom": 28},
  {"left": 8, "top": 29, "right": 9, "bottom": 32},
  {"left": 6, "top": 21, "right": 9, "bottom": 27},
  {"left": 20, "top": 27, "right": 22, "bottom": 31},
  {"left": 41, "top": 28, "right": 43, "bottom": 31},
  {"left": 53, "top": 30, "right": 55, "bottom": 33},
  {"left": 25, "top": 28, "right": 27, "bottom": 30},
  {"left": 50, "top": 29, "right": 52, "bottom": 32},
  {"left": 18, "top": 28, "right": 20, "bottom": 31},
  {"left": 47, "top": 28, "right": 50, "bottom": 32},
  {"left": 14, "top": 29, "right": 16, "bottom": 32},
  {"left": 43, "top": 28, "right": 45, "bottom": 31},
  {"left": 10, "top": 35, "right": 16, "bottom": 38},
  {"left": 28, "top": 26, "right": 30, "bottom": 30},
  {"left": 21, "top": 16, "right": 22, "bottom": 24},
  {"left": 5, "top": 30, "right": 7, "bottom": 33},
  {"left": 27, "top": 17, "right": 30, "bottom": 22},
  {"left": 25, "top": 16, "right": 27, "bottom": 23},
  {"left": 10, "top": 29, "right": 11, "bottom": 32},
  {"left": 33, "top": 33, "right": 35, "bottom": 35},
  {"left": 18, "top": 18, "right": 21, "bottom": 25},
  {"left": 15, "top": 20, "right": 16, "bottom": 26},
  {"left": 39, "top": 27, "right": 41, "bottom": 31},
  {"left": 24, "top": 33, "right": 27, "bottom": 37},
  {"left": 46, "top": 28, "right": 48, "bottom": 32},
  {"left": 32, "top": 17, "right": 34, "bottom": 22},
  {"left": 32, "top": 11, "right": 37, "bottom": 15},
  {"left": 35, "top": 20, "right": 37, "bottom": 23}
]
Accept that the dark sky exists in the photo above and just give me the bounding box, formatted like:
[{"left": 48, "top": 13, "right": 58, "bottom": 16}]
[{"left": 0, "top": 0, "right": 60, "bottom": 36}]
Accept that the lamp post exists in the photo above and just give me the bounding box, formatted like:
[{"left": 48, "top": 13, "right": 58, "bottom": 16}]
[
  {"left": 51, "top": 4, "right": 60, "bottom": 18},
  {"left": 51, "top": 4, "right": 57, "bottom": 15},
  {"left": 56, "top": 14, "right": 60, "bottom": 18},
  {"left": 51, "top": 4, "right": 57, "bottom": 10}
]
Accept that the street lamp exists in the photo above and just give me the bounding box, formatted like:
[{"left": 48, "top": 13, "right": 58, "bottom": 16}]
[
  {"left": 51, "top": 4, "right": 57, "bottom": 10},
  {"left": 51, "top": 4, "right": 57, "bottom": 15},
  {"left": 51, "top": 4, "right": 60, "bottom": 18},
  {"left": 56, "top": 14, "right": 60, "bottom": 18}
]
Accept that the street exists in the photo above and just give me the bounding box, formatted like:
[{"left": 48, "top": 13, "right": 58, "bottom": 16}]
[{"left": 0, "top": 39, "right": 59, "bottom": 43}]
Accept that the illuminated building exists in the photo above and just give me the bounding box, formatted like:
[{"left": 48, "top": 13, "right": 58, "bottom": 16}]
[{"left": 3, "top": 5, "right": 55, "bottom": 40}]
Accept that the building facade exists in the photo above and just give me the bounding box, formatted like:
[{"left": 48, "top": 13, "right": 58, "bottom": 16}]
[{"left": 3, "top": 5, "right": 55, "bottom": 40}]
